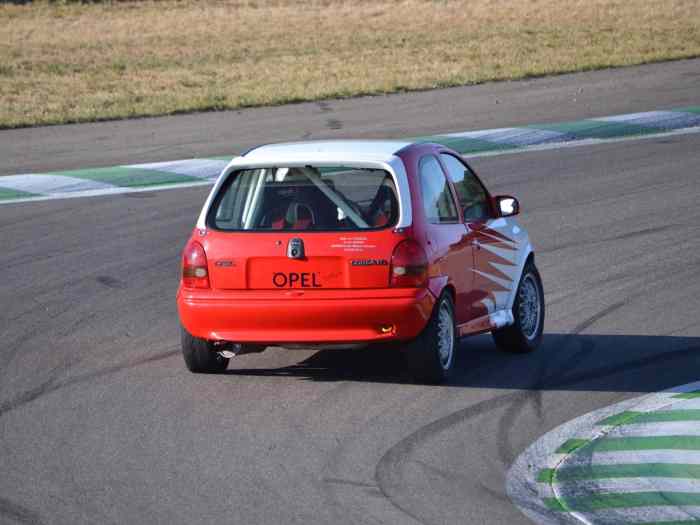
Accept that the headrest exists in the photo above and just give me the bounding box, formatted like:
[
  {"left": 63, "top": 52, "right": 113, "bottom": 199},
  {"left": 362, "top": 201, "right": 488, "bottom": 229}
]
[{"left": 286, "top": 202, "right": 314, "bottom": 227}]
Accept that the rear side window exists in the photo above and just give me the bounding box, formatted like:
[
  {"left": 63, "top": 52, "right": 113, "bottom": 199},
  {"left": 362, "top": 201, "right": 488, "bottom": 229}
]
[
  {"left": 419, "top": 155, "right": 458, "bottom": 224},
  {"left": 440, "top": 153, "right": 491, "bottom": 221},
  {"left": 208, "top": 166, "right": 398, "bottom": 231}
]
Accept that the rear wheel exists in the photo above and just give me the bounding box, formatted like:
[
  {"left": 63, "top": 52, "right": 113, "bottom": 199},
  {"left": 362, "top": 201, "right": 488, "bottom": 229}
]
[
  {"left": 492, "top": 260, "right": 544, "bottom": 353},
  {"left": 181, "top": 327, "right": 229, "bottom": 373},
  {"left": 406, "top": 292, "right": 456, "bottom": 384}
]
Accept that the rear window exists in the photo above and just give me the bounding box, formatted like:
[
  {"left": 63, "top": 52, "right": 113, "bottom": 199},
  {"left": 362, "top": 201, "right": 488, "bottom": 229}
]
[{"left": 208, "top": 166, "right": 399, "bottom": 231}]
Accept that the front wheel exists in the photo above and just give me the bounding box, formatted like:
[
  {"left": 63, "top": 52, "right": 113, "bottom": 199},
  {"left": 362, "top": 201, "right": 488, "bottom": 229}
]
[
  {"left": 181, "top": 327, "right": 229, "bottom": 373},
  {"left": 406, "top": 292, "right": 457, "bottom": 384},
  {"left": 492, "top": 260, "right": 544, "bottom": 353}
]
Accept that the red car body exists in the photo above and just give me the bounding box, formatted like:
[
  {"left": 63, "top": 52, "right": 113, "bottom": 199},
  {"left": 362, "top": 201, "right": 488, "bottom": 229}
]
[{"left": 177, "top": 140, "right": 542, "bottom": 380}]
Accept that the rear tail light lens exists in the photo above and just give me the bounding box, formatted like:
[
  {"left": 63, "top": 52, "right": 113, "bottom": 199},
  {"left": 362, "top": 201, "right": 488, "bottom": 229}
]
[
  {"left": 182, "top": 240, "right": 210, "bottom": 289},
  {"left": 390, "top": 240, "right": 428, "bottom": 288}
]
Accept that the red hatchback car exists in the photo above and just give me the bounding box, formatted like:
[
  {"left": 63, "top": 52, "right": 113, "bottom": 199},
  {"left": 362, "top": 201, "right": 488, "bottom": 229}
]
[{"left": 177, "top": 141, "right": 544, "bottom": 383}]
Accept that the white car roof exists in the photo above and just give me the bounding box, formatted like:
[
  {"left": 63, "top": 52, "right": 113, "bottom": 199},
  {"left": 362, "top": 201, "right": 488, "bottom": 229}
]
[
  {"left": 198, "top": 140, "right": 416, "bottom": 230},
  {"left": 239, "top": 140, "right": 413, "bottom": 164}
]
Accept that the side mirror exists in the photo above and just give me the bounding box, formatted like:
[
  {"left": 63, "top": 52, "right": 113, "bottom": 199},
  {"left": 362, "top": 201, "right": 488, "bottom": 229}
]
[{"left": 494, "top": 195, "right": 519, "bottom": 217}]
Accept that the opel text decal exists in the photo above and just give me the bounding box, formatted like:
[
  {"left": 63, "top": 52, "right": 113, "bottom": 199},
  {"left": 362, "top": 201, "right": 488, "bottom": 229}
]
[{"left": 272, "top": 272, "right": 321, "bottom": 288}]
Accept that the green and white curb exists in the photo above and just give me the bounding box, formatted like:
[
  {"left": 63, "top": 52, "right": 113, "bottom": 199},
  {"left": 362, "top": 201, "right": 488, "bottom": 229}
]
[
  {"left": 508, "top": 381, "right": 700, "bottom": 525},
  {"left": 2, "top": 106, "right": 699, "bottom": 205},
  {"left": 0, "top": 159, "right": 228, "bottom": 204}
]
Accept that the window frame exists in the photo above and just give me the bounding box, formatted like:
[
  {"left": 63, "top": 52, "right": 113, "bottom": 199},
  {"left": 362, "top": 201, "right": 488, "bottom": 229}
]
[
  {"left": 205, "top": 167, "right": 401, "bottom": 233},
  {"left": 417, "top": 154, "right": 461, "bottom": 225},
  {"left": 438, "top": 152, "right": 495, "bottom": 222}
]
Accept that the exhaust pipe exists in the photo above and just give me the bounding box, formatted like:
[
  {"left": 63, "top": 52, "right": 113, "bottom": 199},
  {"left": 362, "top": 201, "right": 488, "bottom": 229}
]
[{"left": 217, "top": 343, "right": 266, "bottom": 359}]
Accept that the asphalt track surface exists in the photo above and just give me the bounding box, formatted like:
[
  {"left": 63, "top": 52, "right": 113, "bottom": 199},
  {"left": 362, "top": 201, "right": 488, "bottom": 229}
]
[{"left": 1, "top": 59, "right": 700, "bottom": 525}]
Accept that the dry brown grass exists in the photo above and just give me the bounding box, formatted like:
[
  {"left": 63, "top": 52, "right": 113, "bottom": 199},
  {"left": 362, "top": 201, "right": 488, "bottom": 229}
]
[{"left": 1, "top": 0, "right": 699, "bottom": 128}]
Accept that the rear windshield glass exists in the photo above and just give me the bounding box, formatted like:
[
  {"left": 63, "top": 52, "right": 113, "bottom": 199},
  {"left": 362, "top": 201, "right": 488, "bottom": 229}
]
[{"left": 208, "top": 166, "right": 399, "bottom": 231}]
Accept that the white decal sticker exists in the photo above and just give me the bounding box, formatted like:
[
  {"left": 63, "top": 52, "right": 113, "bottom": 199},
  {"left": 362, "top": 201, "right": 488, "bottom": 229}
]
[{"left": 330, "top": 236, "right": 377, "bottom": 252}]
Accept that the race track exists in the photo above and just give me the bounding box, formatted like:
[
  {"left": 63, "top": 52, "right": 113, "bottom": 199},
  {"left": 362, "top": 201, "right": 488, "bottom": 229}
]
[{"left": 1, "top": 60, "right": 700, "bottom": 525}]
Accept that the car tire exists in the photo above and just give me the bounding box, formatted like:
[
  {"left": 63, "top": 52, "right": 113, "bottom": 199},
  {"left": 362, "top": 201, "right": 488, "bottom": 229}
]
[
  {"left": 181, "top": 327, "right": 230, "bottom": 373},
  {"left": 406, "top": 292, "right": 457, "bottom": 384},
  {"left": 492, "top": 260, "right": 544, "bottom": 353}
]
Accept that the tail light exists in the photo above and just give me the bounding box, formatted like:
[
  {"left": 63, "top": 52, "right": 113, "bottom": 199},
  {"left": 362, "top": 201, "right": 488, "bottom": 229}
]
[
  {"left": 182, "top": 240, "right": 210, "bottom": 289},
  {"left": 390, "top": 240, "right": 428, "bottom": 288}
]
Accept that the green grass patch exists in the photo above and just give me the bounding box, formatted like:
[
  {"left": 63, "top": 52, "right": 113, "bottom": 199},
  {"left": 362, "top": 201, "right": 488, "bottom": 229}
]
[{"left": 1, "top": 0, "right": 699, "bottom": 128}]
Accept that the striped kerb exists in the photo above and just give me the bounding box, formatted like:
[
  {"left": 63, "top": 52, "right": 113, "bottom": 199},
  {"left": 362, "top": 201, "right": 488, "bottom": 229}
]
[
  {"left": 0, "top": 187, "right": 39, "bottom": 200},
  {"left": 3, "top": 106, "right": 700, "bottom": 204}
]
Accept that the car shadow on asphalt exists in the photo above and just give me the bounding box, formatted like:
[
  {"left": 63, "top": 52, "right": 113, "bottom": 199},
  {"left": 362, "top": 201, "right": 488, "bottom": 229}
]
[{"left": 224, "top": 333, "right": 700, "bottom": 391}]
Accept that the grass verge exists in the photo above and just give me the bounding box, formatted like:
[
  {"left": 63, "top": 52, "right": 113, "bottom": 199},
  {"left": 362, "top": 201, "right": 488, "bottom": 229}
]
[{"left": 1, "top": 0, "right": 699, "bottom": 128}]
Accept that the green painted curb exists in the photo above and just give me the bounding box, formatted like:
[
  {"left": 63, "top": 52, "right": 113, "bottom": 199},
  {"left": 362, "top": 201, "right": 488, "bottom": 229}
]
[
  {"left": 539, "top": 463, "right": 700, "bottom": 482},
  {"left": 545, "top": 492, "right": 700, "bottom": 512},
  {"left": 556, "top": 438, "right": 592, "bottom": 453},
  {"left": 4, "top": 105, "right": 700, "bottom": 205},
  {"left": 530, "top": 120, "right": 655, "bottom": 139},
  {"left": 415, "top": 135, "right": 512, "bottom": 154},
  {"left": 598, "top": 410, "right": 700, "bottom": 426},
  {"left": 674, "top": 390, "right": 700, "bottom": 399},
  {"left": 0, "top": 187, "right": 39, "bottom": 200},
  {"left": 577, "top": 436, "right": 700, "bottom": 452},
  {"left": 51, "top": 166, "right": 202, "bottom": 188}
]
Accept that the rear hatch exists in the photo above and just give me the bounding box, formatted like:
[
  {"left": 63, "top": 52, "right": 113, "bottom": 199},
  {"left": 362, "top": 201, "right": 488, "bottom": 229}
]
[{"left": 201, "top": 165, "right": 403, "bottom": 290}]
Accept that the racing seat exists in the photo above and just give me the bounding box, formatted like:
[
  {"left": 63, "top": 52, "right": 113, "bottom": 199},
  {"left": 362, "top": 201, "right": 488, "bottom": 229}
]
[
  {"left": 286, "top": 202, "right": 314, "bottom": 230},
  {"left": 258, "top": 179, "right": 331, "bottom": 230},
  {"left": 261, "top": 200, "right": 290, "bottom": 230}
]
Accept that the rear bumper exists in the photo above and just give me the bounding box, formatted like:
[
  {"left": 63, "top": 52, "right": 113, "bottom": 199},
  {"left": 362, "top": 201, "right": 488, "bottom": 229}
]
[{"left": 177, "top": 287, "right": 435, "bottom": 343}]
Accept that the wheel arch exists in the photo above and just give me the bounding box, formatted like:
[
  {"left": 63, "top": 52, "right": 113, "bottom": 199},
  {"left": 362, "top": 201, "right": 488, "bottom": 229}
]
[
  {"left": 442, "top": 283, "right": 456, "bottom": 305},
  {"left": 428, "top": 276, "right": 456, "bottom": 305},
  {"left": 505, "top": 244, "right": 536, "bottom": 311},
  {"left": 525, "top": 251, "right": 535, "bottom": 267}
]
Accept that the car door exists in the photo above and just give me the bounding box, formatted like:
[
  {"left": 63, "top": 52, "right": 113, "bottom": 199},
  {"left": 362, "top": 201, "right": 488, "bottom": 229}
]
[
  {"left": 440, "top": 153, "right": 518, "bottom": 321},
  {"left": 417, "top": 154, "right": 473, "bottom": 325}
]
